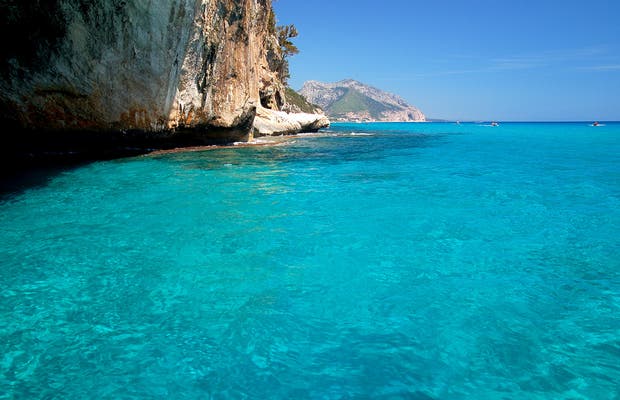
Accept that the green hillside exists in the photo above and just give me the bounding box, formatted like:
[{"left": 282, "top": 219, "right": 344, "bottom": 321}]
[
  {"left": 285, "top": 87, "right": 321, "bottom": 113},
  {"left": 327, "top": 88, "right": 397, "bottom": 119}
]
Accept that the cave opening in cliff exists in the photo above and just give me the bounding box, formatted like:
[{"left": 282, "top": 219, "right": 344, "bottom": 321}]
[{"left": 260, "top": 95, "right": 270, "bottom": 109}]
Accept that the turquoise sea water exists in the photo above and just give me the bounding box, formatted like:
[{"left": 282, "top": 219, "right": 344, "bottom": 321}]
[{"left": 1, "top": 122, "right": 620, "bottom": 399}]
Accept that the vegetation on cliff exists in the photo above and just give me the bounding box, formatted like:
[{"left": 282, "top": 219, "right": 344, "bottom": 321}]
[
  {"left": 275, "top": 25, "right": 299, "bottom": 84},
  {"left": 266, "top": 4, "right": 299, "bottom": 86},
  {"left": 284, "top": 87, "right": 322, "bottom": 114}
]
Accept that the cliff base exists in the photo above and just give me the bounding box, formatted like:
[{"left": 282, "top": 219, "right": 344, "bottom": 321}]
[{"left": 253, "top": 107, "right": 330, "bottom": 136}]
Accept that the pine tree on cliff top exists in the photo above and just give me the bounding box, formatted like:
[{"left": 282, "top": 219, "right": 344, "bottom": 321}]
[{"left": 275, "top": 24, "right": 299, "bottom": 84}]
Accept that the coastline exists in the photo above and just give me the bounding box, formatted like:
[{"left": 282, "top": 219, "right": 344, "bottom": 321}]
[
  {"left": 0, "top": 131, "right": 299, "bottom": 194},
  {"left": 0, "top": 110, "right": 329, "bottom": 174}
]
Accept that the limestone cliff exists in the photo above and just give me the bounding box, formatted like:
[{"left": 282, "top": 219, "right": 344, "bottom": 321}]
[
  {"left": 253, "top": 107, "right": 329, "bottom": 136},
  {"left": 0, "top": 0, "right": 327, "bottom": 163}
]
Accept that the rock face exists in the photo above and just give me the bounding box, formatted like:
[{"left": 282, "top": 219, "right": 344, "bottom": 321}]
[
  {"left": 252, "top": 86, "right": 329, "bottom": 136},
  {"left": 299, "top": 79, "right": 426, "bottom": 122},
  {"left": 0, "top": 0, "right": 327, "bottom": 164},
  {"left": 253, "top": 106, "right": 330, "bottom": 136}
]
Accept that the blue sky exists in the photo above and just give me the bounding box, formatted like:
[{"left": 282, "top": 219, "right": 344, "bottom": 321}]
[{"left": 273, "top": 0, "right": 620, "bottom": 121}]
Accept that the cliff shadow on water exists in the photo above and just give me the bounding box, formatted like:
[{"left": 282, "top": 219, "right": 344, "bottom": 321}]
[
  {"left": 0, "top": 122, "right": 257, "bottom": 192},
  {"left": 0, "top": 162, "right": 85, "bottom": 201}
]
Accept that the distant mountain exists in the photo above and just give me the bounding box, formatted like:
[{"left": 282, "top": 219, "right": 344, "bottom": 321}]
[{"left": 299, "top": 79, "right": 426, "bottom": 122}]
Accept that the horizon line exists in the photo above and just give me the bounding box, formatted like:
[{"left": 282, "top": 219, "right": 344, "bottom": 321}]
[{"left": 330, "top": 120, "right": 619, "bottom": 123}]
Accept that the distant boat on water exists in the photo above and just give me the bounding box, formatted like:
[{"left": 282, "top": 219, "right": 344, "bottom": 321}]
[{"left": 491, "top": 121, "right": 499, "bottom": 127}]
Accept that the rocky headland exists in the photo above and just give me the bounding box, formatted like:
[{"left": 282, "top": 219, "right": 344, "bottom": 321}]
[
  {"left": 0, "top": 0, "right": 328, "bottom": 168},
  {"left": 299, "top": 79, "right": 425, "bottom": 123}
]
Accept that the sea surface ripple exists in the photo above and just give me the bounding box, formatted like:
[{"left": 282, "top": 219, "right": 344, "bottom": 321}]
[{"left": 1, "top": 122, "right": 619, "bottom": 399}]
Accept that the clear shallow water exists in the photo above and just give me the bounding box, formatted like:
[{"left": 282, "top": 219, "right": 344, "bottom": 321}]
[{"left": 1, "top": 122, "right": 620, "bottom": 399}]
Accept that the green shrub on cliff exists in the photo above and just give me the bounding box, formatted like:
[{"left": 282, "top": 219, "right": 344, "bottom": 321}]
[
  {"left": 267, "top": 2, "right": 299, "bottom": 85},
  {"left": 277, "top": 25, "right": 299, "bottom": 57},
  {"left": 275, "top": 24, "right": 299, "bottom": 84}
]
